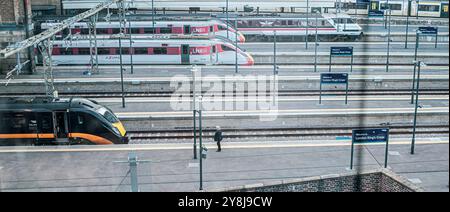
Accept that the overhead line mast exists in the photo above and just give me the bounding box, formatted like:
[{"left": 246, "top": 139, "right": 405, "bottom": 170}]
[{"left": 0, "top": 0, "right": 125, "bottom": 97}]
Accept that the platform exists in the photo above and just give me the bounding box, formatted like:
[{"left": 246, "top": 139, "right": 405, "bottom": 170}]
[{"left": 0, "top": 138, "right": 447, "bottom": 192}]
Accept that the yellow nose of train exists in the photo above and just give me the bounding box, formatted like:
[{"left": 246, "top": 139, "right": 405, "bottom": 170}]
[{"left": 112, "top": 122, "right": 127, "bottom": 137}]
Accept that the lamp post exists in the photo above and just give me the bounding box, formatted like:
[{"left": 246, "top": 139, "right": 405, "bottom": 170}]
[
  {"left": 226, "top": 0, "right": 229, "bottom": 39},
  {"left": 235, "top": 14, "right": 238, "bottom": 74},
  {"left": 314, "top": 11, "right": 319, "bottom": 72},
  {"left": 192, "top": 67, "right": 198, "bottom": 160},
  {"left": 119, "top": 33, "right": 126, "bottom": 108},
  {"left": 416, "top": 0, "right": 419, "bottom": 19},
  {"left": 411, "top": 30, "right": 420, "bottom": 104},
  {"left": 411, "top": 61, "right": 425, "bottom": 155},
  {"left": 306, "top": 0, "right": 309, "bottom": 49},
  {"left": 405, "top": 0, "right": 412, "bottom": 48},
  {"left": 198, "top": 96, "right": 204, "bottom": 190},
  {"left": 129, "top": 20, "right": 134, "bottom": 74},
  {"left": 386, "top": 8, "right": 392, "bottom": 72},
  {"left": 274, "top": 30, "right": 278, "bottom": 75},
  {"left": 152, "top": 0, "right": 155, "bottom": 31}
]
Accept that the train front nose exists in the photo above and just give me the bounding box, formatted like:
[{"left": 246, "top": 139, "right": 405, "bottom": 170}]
[
  {"left": 238, "top": 32, "right": 246, "bottom": 43},
  {"left": 245, "top": 53, "right": 254, "bottom": 66}
]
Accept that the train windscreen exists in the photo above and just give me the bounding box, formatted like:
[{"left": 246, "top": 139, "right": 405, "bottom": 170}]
[{"left": 97, "top": 107, "right": 119, "bottom": 124}]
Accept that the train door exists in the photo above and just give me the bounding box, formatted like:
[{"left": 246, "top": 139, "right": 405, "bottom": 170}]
[
  {"left": 369, "top": 1, "right": 380, "bottom": 11},
  {"left": 184, "top": 25, "right": 191, "bottom": 34},
  {"left": 210, "top": 45, "right": 218, "bottom": 64},
  {"left": 181, "top": 45, "right": 190, "bottom": 64},
  {"left": 441, "top": 3, "right": 449, "bottom": 18},
  {"left": 53, "top": 111, "right": 69, "bottom": 143}
]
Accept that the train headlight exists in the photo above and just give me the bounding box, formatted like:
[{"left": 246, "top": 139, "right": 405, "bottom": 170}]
[{"left": 113, "top": 127, "right": 121, "bottom": 136}]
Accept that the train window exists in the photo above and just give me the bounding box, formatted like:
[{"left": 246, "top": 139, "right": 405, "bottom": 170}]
[
  {"left": 98, "top": 48, "right": 110, "bottom": 55},
  {"left": 131, "top": 28, "right": 141, "bottom": 34},
  {"left": 144, "top": 28, "right": 155, "bottom": 33},
  {"left": 418, "top": 5, "right": 440, "bottom": 12},
  {"left": 96, "top": 28, "right": 109, "bottom": 34},
  {"left": 134, "top": 48, "right": 148, "bottom": 55},
  {"left": 39, "top": 113, "right": 53, "bottom": 134},
  {"left": 212, "top": 46, "right": 216, "bottom": 53},
  {"left": 78, "top": 48, "right": 90, "bottom": 55},
  {"left": 60, "top": 48, "right": 73, "bottom": 55},
  {"left": 122, "top": 48, "right": 130, "bottom": 55},
  {"left": 210, "top": 26, "right": 214, "bottom": 32},
  {"left": 97, "top": 107, "right": 119, "bottom": 123},
  {"left": 153, "top": 47, "right": 168, "bottom": 55},
  {"left": 80, "top": 28, "right": 89, "bottom": 34},
  {"left": 112, "top": 28, "right": 120, "bottom": 34},
  {"left": 221, "top": 45, "right": 234, "bottom": 51},
  {"left": 218, "top": 25, "right": 227, "bottom": 30},
  {"left": 380, "top": 3, "right": 402, "bottom": 10},
  {"left": 160, "top": 28, "right": 173, "bottom": 34}
]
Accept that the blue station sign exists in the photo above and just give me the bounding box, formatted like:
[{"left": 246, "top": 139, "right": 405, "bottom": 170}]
[
  {"left": 352, "top": 129, "right": 390, "bottom": 143},
  {"left": 368, "top": 10, "right": 385, "bottom": 17},
  {"left": 418, "top": 27, "right": 438, "bottom": 35},
  {"left": 320, "top": 73, "right": 349, "bottom": 84},
  {"left": 330, "top": 47, "right": 354, "bottom": 56}
]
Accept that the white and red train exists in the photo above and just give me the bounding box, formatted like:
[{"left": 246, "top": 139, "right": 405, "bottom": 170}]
[
  {"left": 50, "top": 37, "right": 254, "bottom": 65},
  {"left": 231, "top": 13, "right": 363, "bottom": 39},
  {"left": 41, "top": 19, "right": 246, "bottom": 43}
]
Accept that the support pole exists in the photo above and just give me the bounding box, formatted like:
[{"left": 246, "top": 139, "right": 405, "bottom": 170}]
[
  {"left": 306, "top": 0, "right": 309, "bottom": 49},
  {"left": 411, "top": 61, "right": 422, "bottom": 155},
  {"left": 88, "top": 14, "right": 99, "bottom": 75},
  {"left": 405, "top": 0, "right": 411, "bottom": 48},
  {"left": 384, "top": 131, "right": 390, "bottom": 168},
  {"left": 274, "top": 30, "right": 277, "bottom": 76},
  {"left": 350, "top": 134, "right": 355, "bottom": 170},
  {"left": 411, "top": 31, "right": 420, "bottom": 104},
  {"left": 129, "top": 152, "right": 139, "bottom": 192},
  {"left": 328, "top": 50, "right": 332, "bottom": 72},
  {"left": 199, "top": 109, "right": 203, "bottom": 190},
  {"left": 129, "top": 20, "right": 134, "bottom": 74},
  {"left": 118, "top": 0, "right": 126, "bottom": 108},
  {"left": 314, "top": 12, "right": 319, "bottom": 72},
  {"left": 38, "top": 37, "right": 57, "bottom": 97},
  {"left": 235, "top": 16, "right": 238, "bottom": 74},
  {"left": 226, "top": 0, "right": 229, "bottom": 39},
  {"left": 386, "top": 9, "right": 392, "bottom": 72},
  {"left": 345, "top": 79, "right": 349, "bottom": 105}
]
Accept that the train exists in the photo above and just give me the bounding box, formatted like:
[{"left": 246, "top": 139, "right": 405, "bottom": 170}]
[
  {"left": 345, "top": 0, "right": 449, "bottom": 18},
  {"left": 0, "top": 97, "right": 128, "bottom": 146},
  {"left": 226, "top": 13, "right": 363, "bottom": 41},
  {"left": 59, "top": 0, "right": 448, "bottom": 18},
  {"left": 49, "top": 36, "right": 254, "bottom": 65},
  {"left": 40, "top": 17, "right": 246, "bottom": 43}
]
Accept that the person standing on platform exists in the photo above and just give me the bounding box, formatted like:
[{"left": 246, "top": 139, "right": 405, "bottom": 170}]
[{"left": 214, "top": 126, "right": 223, "bottom": 152}]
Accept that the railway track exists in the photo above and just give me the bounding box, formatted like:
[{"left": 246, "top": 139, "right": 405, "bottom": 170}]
[
  {"left": 1, "top": 89, "right": 448, "bottom": 98},
  {"left": 128, "top": 125, "right": 449, "bottom": 141}
]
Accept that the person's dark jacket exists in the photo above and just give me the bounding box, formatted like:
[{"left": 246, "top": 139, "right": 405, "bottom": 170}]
[{"left": 214, "top": 131, "right": 223, "bottom": 142}]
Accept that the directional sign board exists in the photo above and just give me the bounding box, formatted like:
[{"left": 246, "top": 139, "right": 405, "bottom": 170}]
[
  {"left": 368, "top": 10, "right": 385, "bottom": 17},
  {"left": 418, "top": 27, "right": 438, "bottom": 35},
  {"left": 352, "top": 128, "right": 390, "bottom": 143},
  {"left": 321, "top": 73, "right": 349, "bottom": 84},
  {"left": 330, "top": 47, "right": 354, "bottom": 56}
]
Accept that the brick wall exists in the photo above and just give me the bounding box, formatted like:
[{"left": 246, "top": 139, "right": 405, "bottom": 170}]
[
  {"left": 31, "top": 0, "right": 62, "bottom": 15},
  {"left": 0, "top": 0, "right": 34, "bottom": 74},
  {"left": 211, "top": 169, "right": 422, "bottom": 192}
]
